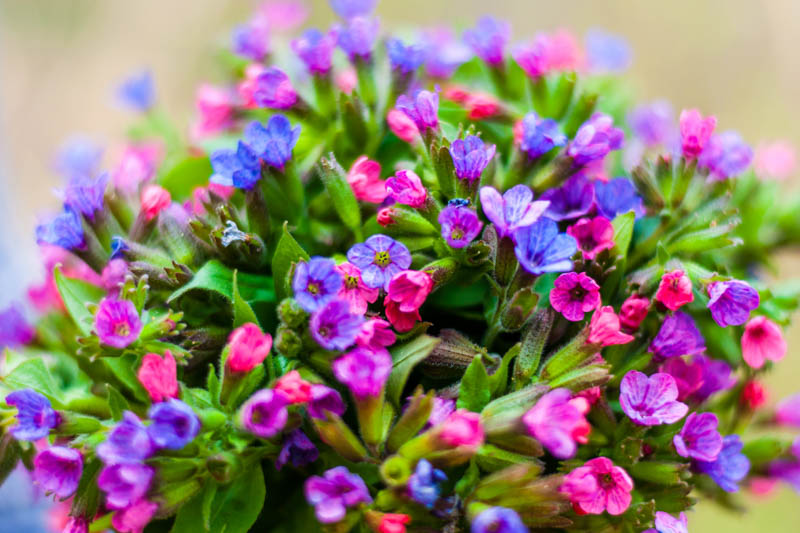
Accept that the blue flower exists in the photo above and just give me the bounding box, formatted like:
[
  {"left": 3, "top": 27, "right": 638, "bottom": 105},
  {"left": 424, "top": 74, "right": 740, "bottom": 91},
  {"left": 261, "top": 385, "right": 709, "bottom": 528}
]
[
  {"left": 55, "top": 137, "right": 103, "bottom": 178},
  {"left": 35, "top": 208, "right": 85, "bottom": 250},
  {"left": 698, "top": 131, "right": 753, "bottom": 181},
  {"left": 386, "top": 38, "right": 426, "bottom": 74},
  {"left": 244, "top": 116, "right": 301, "bottom": 170},
  {"left": 408, "top": 459, "right": 446, "bottom": 509},
  {"left": 97, "top": 412, "right": 155, "bottom": 464},
  {"left": 594, "top": 177, "right": 644, "bottom": 219},
  {"left": 292, "top": 257, "right": 344, "bottom": 313},
  {"left": 519, "top": 112, "right": 567, "bottom": 159},
  {"left": 471, "top": 507, "right": 527, "bottom": 533},
  {"left": 347, "top": 234, "right": 412, "bottom": 290},
  {"left": 64, "top": 172, "right": 109, "bottom": 221},
  {"left": 540, "top": 174, "right": 595, "bottom": 221},
  {"left": 210, "top": 141, "right": 261, "bottom": 190},
  {"left": 117, "top": 70, "right": 155, "bottom": 112},
  {"left": 513, "top": 217, "right": 577, "bottom": 275},
  {"left": 329, "top": 0, "right": 376, "bottom": 19},
  {"left": 336, "top": 16, "right": 380, "bottom": 61},
  {"left": 696, "top": 434, "right": 750, "bottom": 492},
  {"left": 110, "top": 236, "right": 129, "bottom": 260},
  {"left": 147, "top": 399, "right": 201, "bottom": 450},
  {"left": 276, "top": 429, "right": 319, "bottom": 470},
  {"left": 5, "top": 389, "right": 59, "bottom": 441}
]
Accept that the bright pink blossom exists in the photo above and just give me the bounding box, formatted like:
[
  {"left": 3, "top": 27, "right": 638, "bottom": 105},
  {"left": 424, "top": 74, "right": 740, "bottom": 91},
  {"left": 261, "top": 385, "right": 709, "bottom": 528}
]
[
  {"left": 741, "top": 316, "right": 786, "bottom": 369},
  {"left": 386, "top": 270, "right": 433, "bottom": 312},
  {"left": 384, "top": 297, "right": 421, "bottom": 333},
  {"left": 620, "top": 294, "right": 649, "bottom": 330},
  {"left": 436, "top": 409, "right": 484, "bottom": 449},
  {"left": 741, "top": 380, "right": 767, "bottom": 410},
  {"left": 588, "top": 306, "right": 634, "bottom": 346},
  {"left": 237, "top": 63, "right": 267, "bottom": 109},
  {"left": 336, "top": 262, "right": 379, "bottom": 315},
  {"left": 112, "top": 143, "right": 162, "bottom": 194},
  {"left": 137, "top": 351, "right": 178, "bottom": 403},
  {"left": 346, "top": 156, "right": 388, "bottom": 203},
  {"left": 226, "top": 323, "right": 273, "bottom": 373},
  {"left": 192, "top": 84, "right": 235, "bottom": 139},
  {"left": 655, "top": 270, "right": 693, "bottom": 311},
  {"left": 386, "top": 170, "right": 427, "bottom": 208},
  {"left": 357, "top": 318, "right": 396, "bottom": 351},
  {"left": 377, "top": 513, "right": 410, "bottom": 533},
  {"left": 567, "top": 216, "right": 615, "bottom": 260},
  {"left": 549, "top": 272, "right": 600, "bottom": 322},
  {"left": 522, "top": 388, "right": 590, "bottom": 459},
  {"left": 274, "top": 370, "right": 312, "bottom": 404},
  {"left": 561, "top": 457, "right": 633, "bottom": 516},
  {"left": 776, "top": 393, "right": 800, "bottom": 427},
  {"left": 140, "top": 184, "right": 171, "bottom": 221},
  {"left": 111, "top": 499, "right": 158, "bottom": 533},
  {"left": 679, "top": 109, "right": 716, "bottom": 159},
  {"left": 377, "top": 207, "right": 395, "bottom": 226},
  {"left": 387, "top": 108, "right": 420, "bottom": 143}
]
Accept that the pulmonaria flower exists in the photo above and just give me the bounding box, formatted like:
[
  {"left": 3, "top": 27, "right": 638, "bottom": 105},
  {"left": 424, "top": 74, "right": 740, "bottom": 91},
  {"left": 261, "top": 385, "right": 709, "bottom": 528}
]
[
  {"left": 696, "top": 435, "right": 750, "bottom": 492},
  {"left": 462, "top": 91, "right": 502, "bottom": 120},
  {"left": 421, "top": 27, "right": 473, "bottom": 78},
  {"left": 377, "top": 513, "right": 411, "bottom": 533},
  {"left": 273, "top": 370, "right": 312, "bottom": 404},
  {"left": 147, "top": 399, "right": 201, "bottom": 450},
  {"left": 754, "top": 140, "right": 796, "bottom": 180},
  {"left": 137, "top": 351, "right": 178, "bottom": 403},
  {"left": 97, "top": 463, "right": 154, "bottom": 509},
  {"left": 655, "top": 270, "right": 694, "bottom": 311},
  {"left": 585, "top": 29, "right": 631, "bottom": 72},
  {"left": 561, "top": 457, "right": 633, "bottom": 516},
  {"left": 384, "top": 297, "right": 421, "bottom": 332},
  {"left": 518, "top": 112, "right": 568, "bottom": 159},
  {"left": 387, "top": 108, "right": 420, "bottom": 142},
  {"left": 336, "top": 262, "right": 379, "bottom": 315},
  {"left": 588, "top": 306, "right": 634, "bottom": 346},
  {"left": 512, "top": 35, "right": 552, "bottom": 79},
  {"left": 439, "top": 205, "right": 483, "bottom": 249},
  {"left": 650, "top": 311, "right": 705, "bottom": 359},
  {"left": 55, "top": 136, "right": 103, "bottom": 178},
  {"left": 210, "top": 141, "right": 260, "bottom": 190},
  {"left": 706, "top": 280, "right": 759, "bottom": 327},
  {"left": 5, "top": 389, "right": 59, "bottom": 440},
  {"left": 117, "top": 70, "right": 155, "bottom": 112},
  {"left": 347, "top": 234, "right": 412, "bottom": 290},
  {"left": 277, "top": 429, "right": 319, "bottom": 470},
  {"left": 33, "top": 447, "right": 83, "bottom": 498},
  {"left": 307, "top": 384, "right": 346, "bottom": 420},
  {"left": 226, "top": 322, "right": 273, "bottom": 373},
  {"left": 522, "top": 388, "right": 590, "bottom": 459},
  {"left": 97, "top": 412, "right": 154, "bottom": 464},
  {"left": 594, "top": 177, "right": 644, "bottom": 219},
  {"left": 253, "top": 67, "right": 298, "bottom": 109},
  {"left": 139, "top": 184, "right": 171, "bottom": 221},
  {"left": 673, "top": 412, "right": 723, "bottom": 462},
  {"left": 698, "top": 131, "right": 753, "bottom": 180},
  {"left": 63, "top": 173, "right": 108, "bottom": 221},
  {"left": 357, "top": 318, "right": 396, "bottom": 351},
  {"left": 63, "top": 516, "right": 89, "bottom": 533},
  {"left": 386, "top": 270, "right": 433, "bottom": 313},
  {"left": 619, "top": 371, "right": 688, "bottom": 426},
  {"left": 620, "top": 294, "right": 649, "bottom": 330},
  {"left": 741, "top": 316, "right": 786, "bottom": 369},
  {"left": 471, "top": 507, "right": 527, "bottom": 533},
  {"left": 436, "top": 409, "right": 484, "bottom": 449},
  {"left": 776, "top": 393, "right": 800, "bottom": 427},
  {"left": 36, "top": 208, "right": 85, "bottom": 250},
  {"left": 540, "top": 174, "right": 595, "bottom": 221},
  {"left": 240, "top": 389, "right": 289, "bottom": 438},
  {"left": 192, "top": 84, "right": 235, "bottom": 139},
  {"left": 292, "top": 257, "right": 344, "bottom": 312},
  {"left": 333, "top": 347, "right": 392, "bottom": 399},
  {"left": 111, "top": 499, "right": 158, "bottom": 533},
  {"left": 407, "top": 459, "right": 447, "bottom": 509},
  {"left": 480, "top": 185, "right": 549, "bottom": 240},
  {"left": 692, "top": 354, "right": 735, "bottom": 402},
  {"left": 658, "top": 357, "right": 703, "bottom": 402},
  {"left": 567, "top": 216, "right": 615, "bottom": 260},
  {"left": 94, "top": 298, "right": 142, "bottom": 349},
  {"left": 243, "top": 115, "right": 301, "bottom": 171},
  {"left": 336, "top": 16, "right": 379, "bottom": 61},
  {"left": 0, "top": 304, "right": 34, "bottom": 349},
  {"left": 310, "top": 299, "right": 364, "bottom": 351},
  {"left": 396, "top": 90, "right": 439, "bottom": 132},
  {"left": 463, "top": 16, "right": 510, "bottom": 66},
  {"left": 679, "top": 108, "right": 717, "bottom": 159},
  {"left": 112, "top": 143, "right": 161, "bottom": 193},
  {"left": 346, "top": 156, "right": 388, "bottom": 204},
  {"left": 741, "top": 380, "right": 768, "bottom": 410},
  {"left": 386, "top": 169, "right": 427, "bottom": 208},
  {"left": 304, "top": 466, "right": 372, "bottom": 524},
  {"left": 292, "top": 28, "right": 337, "bottom": 74},
  {"left": 647, "top": 511, "right": 689, "bottom": 533},
  {"left": 449, "top": 135, "right": 496, "bottom": 182},
  {"left": 549, "top": 272, "right": 600, "bottom": 322},
  {"left": 330, "top": 0, "right": 376, "bottom": 19},
  {"left": 567, "top": 113, "right": 625, "bottom": 166},
  {"left": 514, "top": 217, "right": 577, "bottom": 275},
  {"left": 628, "top": 101, "right": 674, "bottom": 147},
  {"left": 386, "top": 37, "right": 425, "bottom": 74}
]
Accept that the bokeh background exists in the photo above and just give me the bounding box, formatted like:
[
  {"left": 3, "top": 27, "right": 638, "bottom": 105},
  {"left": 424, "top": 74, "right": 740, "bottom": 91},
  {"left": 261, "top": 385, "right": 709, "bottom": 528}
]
[{"left": 1, "top": 0, "right": 799, "bottom": 530}]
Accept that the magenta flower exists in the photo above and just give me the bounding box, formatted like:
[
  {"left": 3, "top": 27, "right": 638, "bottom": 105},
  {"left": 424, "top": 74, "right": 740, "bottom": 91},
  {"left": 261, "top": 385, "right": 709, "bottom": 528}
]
[
  {"left": 673, "top": 412, "right": 723, "bottom": 462},
  {"left": 137, "top": 351, "right": 178, "bottom": 403},
  {"left": 346, "top": 156, "right": 388, "bottom": 204},
  {"left": 588, "top": 306, "right": 634, "bottom": 346},
  {"left": 463, "top": 16, "right": 510, "bottom": 66},
  {"left": 560, "top": 457, "right": 633, "bottom": 516},
  {"left": 620, "top": 294, "right": 649, "bottom": 330},
  {"left": 336, "top": 262, "right": 379, "bottom": 315},
  {"left": 619, "top": 371, "right": 688, "bottom": 426},
  {"left": 650, "top": 311, "right": 705, "bottom": 359},
  {"left": 567, "top": 216, "right": 615, "bottom": 260},
  {"left": 332, "top": 347, "right": 392, "bottom": 399},
  {"left": 679, "top": 108, "right": 717, "bottom": 159},
  {"left": 356, "top": 318, "right": 396, "bottom": 351},
  {"left": 253, "top": 67, "right": 298, "bottom": 109},
  {"left": 696, "top": 435, "right": 750, "bottom": 492},
  {"left": 304, "top": 466, "right": 372, "bottom": 523},
  {"left": 292, "top": 28, "right": 337, "bottom": 75},
  {"left": 655, "top": 270, "right": 693, "bottom": 311},
  {"left": 347, "top": 234, "right": 412, "bottom": 290},
  {"left": 33, "top": 446, "right": 83, "bottom": 498},
  {"left": 5, "top": 389, "right": 59, "bottom": 441},
  {"left": 436, "top": 409, "right": 484, "bottom": 449},
  {"left": 742, "top": 316, "right": 787, "bottom": 369},
  {"left": 567, "top": 113, "right": 625, "bottom": 166},
  {"left": 549, "top": 272, "right": 601, "bottom": 322},
  {"left": 522, "top": 388, "right": 589, "bottom": 459},
  {"left": 479, "top": 185, "right": 549, "bottom": 239},
  {"left": 387, "top": 108, "right": 420, "bottom": 142},
  {"left": 512, "top": 35, "right": 553, "bottom": 79},
  {"left": 240, "top": 389, "right": 289, "bottom": 438},
  {"left": 439, "top": 205, "right": 483, "bottom": 249},
  {"left": 309, "top": 299, "right": 364, "bottom": 351},
  {"left": 94, "top": 298, "right": 143, "bottom": 349},
  {"left": 449, "top": 135, "right": 496, "bottom": 182},
  {"left": 776, "top": 393, "right": 800, "bottom": 427},
  {"left": 98, "top": 463, "right": 154, "bottom": 510},
  {"left": 139, "top": 184, "right": 170, "bottom": 221},
  {"left": 226, "top": 323, "right": 273, "bottom": 373},
  {"left": 386, "top": 270, "right": 433, "bottom": 312},
  {"left": 706, "top": 280, "right": 760, "bottom": 327},
  {"left": 396, "top": 90, "right": 439, "bottom": 132},
  {"left": 111, "top": 499, "right": 158, "bottom": 533},
  {"left": 307, "top": 384, "right": 346, "bottom": 420},
  {"left": 292, "top": 256, "right": 344, "bottom": 313},
  {"left": 385, "top": 169, "right": 427, "bottom": 208},
  {"left": 97, "top": 412, "right": 155, "bottom": 465}
]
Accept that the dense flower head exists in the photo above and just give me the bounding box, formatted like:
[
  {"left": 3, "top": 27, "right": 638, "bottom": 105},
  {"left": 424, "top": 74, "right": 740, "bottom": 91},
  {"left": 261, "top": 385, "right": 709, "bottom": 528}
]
[
  {"left": 396, "top": 90, "right": 439, "bottom": 132},
  {"left": 518, "top": 112, "right": 568, "bottom": 159},
  {"left": 471, "top": 507, "right": 527, "bottom": 533},
  {"left": 305, "top": 466, "right": 372, "bottom": 523},
  {"left": 523, "top": 388, "right": 590, "bottom": 459},
  {"left": 333, "top": 347, "right": 392, "bottom": 398},
  {"left": 5, "top": 389, "right": 59, "bottom": 441},
  {"left": 94, "top": 297, "right": 142, "bottom": 349},
  {"left": 408, "top": 459, "right": 447, "bottom": 509},
  {"left": 585, "top": 29, "right": 631, "bottom": 72},
  {"left": 439, "top": 205, "right": 483, "bottom": 248},
  {"left": 540, "top": 174, "right": 595, "bottom": 221},
  {"left": 336, "top": 262, "right": 380, "bottom": 315},
  {"left": 449, "top": 135, "right": 496, "bottom": 182},
  {"left": 706, "top": 279, "right": 759, "bottom": 327},
  {"left": 310, "top": 299, "right": 364, "bottom": 351},
  {"left": 63, "top": 172, "right": 108, "bottom": 221},
  {"left": 137, "top": 351, "right": 178, "bottom": 403},
  {"left": 386, "top": 169, "right": 427, "bottom": 207},
  {"left": 36, "top": 208, "right": 85, "bottom": 250},
  {"left": 673, "top": 412, "right": 722, "bottom": 462},
  {"left": 98, "top": 462, "right": 154, "bottom": 510},
  {"left": 588, "top": 305, "right": 634, "bottom": 346},
  {"left": 679, "top": 108, "right": 717, "bottom": 159},
  {"left": 620, "top": 371, "right": 688, "bottom": 426},
  {"left": 561, "top": 457, "right": 633, "bottom": 515},
  {"left": 386, "top": 37, "right": 426, "bottom": 74},
  {"left": 347, "top": 234, "right": 412, "bottom": 290},
  {"left": 628, "top": 101, "right": 674, "bottom": 147},
  {"left": 147, "top": 399, "right": 201, "bottom": 449},
  {"left": 594, "top": 177, "right": 644, "bottom": 219},
  {"left": 567, "top": 113, "right": 625, "bottom": 166},
  {"left": 117, "top": 70, "right": 155, "bottom": 112},
  {"left": 741, "top": 315, "right": 786, "bottom": 369},
  {"left": 655, "top": 270, "right": 693, "bottom": 311},
  {"left": 292, "top": 256, "right": 344, "bottom": 312},
  {"left": 307, "top": 384, "right": 346, "bottom": 420},
  {"left": 253, "top": 67, "right": 298, "bottom": 109},
  {"left": 698, "top": 131, "right": 753, "bottom": 180},
  {"left": 549, "top": 272, "right": 600, "bottom": 322},
  {"left": 347, "top": 156, "right": 387, "bottom": 204},
  {"left": 226, "top": 322, "right": 273, "bottom": 373},
  {"left": 240, "top": 388, "right": 289, "bottom": 438},
  {"left": 650, "top": 311, "right": 705, "bottom": 359},
  {"left": 567, "top": 216, "right": 615, "bottom": 260},
  {"left": 33, "top": 446, "right": 83, "bottom": 499},
  {"left": 463, "top": 16, "right": 510, "bottom": 66},
  {"left": 513, "top": 216, "right": 577, "bottom": 275},
  {"left": 97, "top": 412, "right": 155, "bottom": 464},
  {"left": 292, "top": 28, "right": 337, "bottom": 74},
  {"left": 480, "top": 184, "right": 549, "bottom": 239},
  {"left": 696, "top": 435, "right": 750, "bottom": 492},
  {"left": 336, "top": 16, "right": 379, "bottom": 60},
  {"left": 277, "top": 429, "right": 319, "bottom": 470}
]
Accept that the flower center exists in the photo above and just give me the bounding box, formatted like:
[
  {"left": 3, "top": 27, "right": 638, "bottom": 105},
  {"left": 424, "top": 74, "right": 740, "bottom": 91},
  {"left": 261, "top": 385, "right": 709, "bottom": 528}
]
[
  {"left": 114, "top": 322, "right": 130, "bottom": 337},
  {"left": 345, "top": 275, "right": 359, "bottom": 289},
  {"left": 450, "top": 228, "right": 464, "bottom": 241},
  {"left": 318, "top": 326, "right": 330, "bottom": 338},
  {"left": 307, "top": 281, "right": 320, "bottom": 295},
  {"left": 600, "top": 473, "right": 614, "bottom": 488},
  {"left": 570, "top": 286, "right": 587, "bottom": 301},
  {"left": 374, "top": 251, "right": 391, "bottom": 267}
]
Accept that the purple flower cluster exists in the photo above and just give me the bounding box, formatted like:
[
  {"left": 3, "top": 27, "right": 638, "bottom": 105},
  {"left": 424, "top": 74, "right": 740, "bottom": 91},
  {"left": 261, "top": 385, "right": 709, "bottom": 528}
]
[
  {"left": 304, "top": 466, "right": 372, "bottom": 523},
  {"left": 332, "top": 347, "right": 392, "bottom": 399}
]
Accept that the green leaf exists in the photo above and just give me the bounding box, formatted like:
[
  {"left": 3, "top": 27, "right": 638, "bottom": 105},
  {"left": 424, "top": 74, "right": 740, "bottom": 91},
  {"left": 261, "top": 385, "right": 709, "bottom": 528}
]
[
  {"left": 171, "top": 464, "right": 266, "bottom": 533},
  {"left": 457, "top": 356, "right": 491, "bottom": 412},
  {"left": 386, "top": 335, "right": 440, "bottom": 406},
  {"left": 106, "top": 384, "right": 130, "bottom": 421},
  {"left": 489, "top": 343, "right": 518, "bottom": 397},
  {"left": 611, "top": 211, "right": 635, "bottom": 255},
  {"left": 319, "top": 155, "right": 362, "bottom": 232},
  {"left": 105, "top": 354, "right": 149, "bottom": 403},
  {"left": 207, "top": 364, "right": 222, "bottom": 409},
  {"left": 158, "top": 156, "right": 213, "bottom": 201},
  {"left": 3, "top": 357, "right": 63, "bottom": 406},
  {"left": 539, "top": 327, "right": 594, "bottom": 380},
  {"left": 168, "top": 260, "right": 274, "bottom": 308},
  {"left": 454, "top": 459, "right": 480, "bottom": 499},
  {"left": 271, "top": 222, "right": 310, "bottom": 301},
  {"left": 0, "top": 434, "right": 21, "bottom": 486},
  {"left": 54, "top": 266, "right": 105, "bottom": 335},
  {"left": 232, "top": 270, "right": 259, "bottom": 328}
]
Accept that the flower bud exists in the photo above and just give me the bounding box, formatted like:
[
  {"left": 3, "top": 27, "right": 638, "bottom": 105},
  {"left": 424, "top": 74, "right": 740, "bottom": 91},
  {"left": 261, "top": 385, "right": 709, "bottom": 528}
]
[
  {"left": 206, "top": 451, "right": 242, "bottom": 483},
  {"left": 275, "top": 325, "right": 302, "bottom": 357},
  {"left": 277, "top": 298, "right": 309, "bottom": 327},
  {"left": 140, "top": 184, "right": 171, "bottom": 221},
  {"left": 226, "top": 323, "right": 272, "bottom": 373}
]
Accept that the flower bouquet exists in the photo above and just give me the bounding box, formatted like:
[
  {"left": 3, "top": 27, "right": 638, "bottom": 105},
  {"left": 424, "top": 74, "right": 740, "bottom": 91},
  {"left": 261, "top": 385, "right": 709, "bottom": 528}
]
[{"left": 3, "top": 1, "right": 800, "bottom": 532}]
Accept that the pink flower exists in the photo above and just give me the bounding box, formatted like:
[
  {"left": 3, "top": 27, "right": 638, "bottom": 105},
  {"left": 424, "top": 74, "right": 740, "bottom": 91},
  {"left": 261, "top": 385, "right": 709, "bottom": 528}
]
[
  {"left": 192, "top": 84, "right": 235, "bottom": 139},
  {"left": 384, "top": 297, "right": 421, "bottom": 333},
  {"left": 561, "top": 457, "right": 633, "bottom": 516},
  {"left": 346, "top": 156, "right": 388, "bottom": 203},
  {"left": 94, "top": 298, "right": 142, "bottom": 349},
  {"left": 226, "top": 323, "right": 273, "bottom": 373},
  {"left": 237, "top": 63, "right": 267, "bottom": 109},
  {"left": 386, "top": 270, "right": 433, "bottom": 312},
  {"left": 588, "top": 306, "right": 634, "bottom": 346},
  {"left": 754, "top": 141, "right": 796, "bottom": 180},
  {"left": 620, "top": 294, "right": 649, "bottom": 330},
  {"left": 387, "top": 108, "right": 420, "bottom": 143},
  {"left": 436, "top": 409, "right": 484, "bottom": 449},
  {"left": 776, "top": 393, "right": 800, "bottom": 427},
  {"left": 335, "top": 262, "right": 379, "bottom": 315},
  {"left": 111, "top": 499, "right": 158, "bottom": 533},
  {"left": 655, "top": 270, "right": 693, "bottom": 311},
  {"left": 357, "top": 318, "right": 396, "bottom": 351},
  {"left": 679, "top": 109, "right": 716, "bottom": 159},
  {"left": 522, "top": 388, "right": 589, "bottom": 459},
  {"left": 465, "top": 92, "right": 501, "bottom": 120},
  {"left": 378, "top": 513, "right": 411, "bottom": 533},
  {"left": 741, "top": 316, "right": 786, "bottom": 369},
  {"left": 112, "top": 143, "right": 162, "bottom": 194},
  {"left": 140, "top": 184, "right": 171, "bottom": 221},
  {"left": 335, "top": 68, "right": 358, "bottom": 93},
  {"left": 741, "top": 380, "right": 767, "bottom": 410},
  {"left": 377, "top": 207, "right": 395, "bottom": 226},
  {"left": 137, "top": 351, "right": 178, "bottom": 403},
  {"left": 62, "top": 516, "right": 89, "bottom": 533},
  {"left": 549, "top": 272, "right": 601, "bottom": 322},
  {"left": 567, "top": 216, "right": 615, "bottom": 260},
  {"left": 274, "top": 370, "right": 312, "bottom": 404},
  {"left": 386, "top": 170, "right": 427, "bottom": 208}
]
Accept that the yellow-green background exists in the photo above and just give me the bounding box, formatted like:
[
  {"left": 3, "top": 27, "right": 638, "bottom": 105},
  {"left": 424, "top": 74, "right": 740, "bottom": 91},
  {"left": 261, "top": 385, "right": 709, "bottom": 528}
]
[{"left": 1, "top": 0, "right": 799, "bottom": 530}]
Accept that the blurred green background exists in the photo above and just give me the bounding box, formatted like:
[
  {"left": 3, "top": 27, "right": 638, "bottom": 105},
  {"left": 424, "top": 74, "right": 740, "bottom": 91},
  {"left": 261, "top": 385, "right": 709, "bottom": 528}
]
[{"left": 1, "top": 0, "right": 799, "bottom": 530}]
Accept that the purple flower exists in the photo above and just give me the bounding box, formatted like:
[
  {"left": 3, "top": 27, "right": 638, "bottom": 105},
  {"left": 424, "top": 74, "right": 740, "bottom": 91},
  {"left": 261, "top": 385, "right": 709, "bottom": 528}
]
[
  {"left": 396, "top": 90, "right": 439, "bottom": 132},
  {"left": 36, "top": 208, "right": 85, "bottom": 250},
  {"left": 463, "top": 17, "right": 511, "bottom": 66},
  {"left": 585, "top": 29, "right": 632, "bottom": 72},
  {"left": 332, "top": 347, "right": 392, "bottom": 399},
  {"left": 522, "top": 388, "right": 588, "bottom": 459},
  {"left": 292, "top": 257, "right": 344, "bottom": 312},
  {"left": 253, "top": 67, "right": 297, "bottom": 109},
  {"left": 650, "top": 511, "right": 689, "bottom": 533},
  {"left": 696, "top": 435, "right": 750, "bottom": 492},
  {"left": 540, "top": 174, "right": 595, "bottom": 221},
  {"left": 706, "top": 280, "right": 760, "bottom": 327},
  {"left": 232, "top": 22, "right": 270, "bottom": 62},
  {"left": 628, "top": 101, "right": 674, "bottom": 147},
  {"left": 64, "top": 172, "right": 109, "bottom": 221},
  {"left": 386, "top": 38, "right": 426, "bottom": 74},
  {"left": 304, "top": 466, "right": 372, "bottom": 523},
  {"left": 117, "top": 70, "right": 155, "bottom": 112},
  {"left": 210, "top": 141, "right": 261, "bottom": 190},
  {"left": 5, "top": 389, "right": 59, "bottom": 440},
  {"left": 0, "top": 304, "right": 34, "bottom": 349},
  {"left": 309, "top": 299, "right": 364, "bottom": 351},
  {"left": 329, "top": 0, "right": 376, "bottom": 19},
  {"left": 698, "top": 131, "right": 753, "bottom": 181},
  {"left": 244, "top": 115, "right": 301, "bottom": 170},
  {"left": 408, "top": 459, "right": 447, "bottom": 509},
  {"left": 594, "top": 177, "right": 644, "bottom": 219},
  {"left": 480, "top": 185, "right": 549, "bottom": 239},
  {"left": 421, "top": 27, "right": 472, "bottom": 78},
  {"left": 649, "top": 311, "right": 705, "bottom": 359},
  {"left": 307, "top": 384, "right": 346, "bottom": 419},
  {"left": 439, "top": 205, "right": 483, "bottom": 249},
  {"left": 55, "top": 137, "right": 103, "bottom": 178},
  {"left": 292, "top": 29, "right": 337, "bottom": 74},
  {"left": 567, "top": 113, "right": 625, "bottom": 166},
  {"left": 768, "top": 459, "right": 800, "bottom": 492},
  {"left": 336, "top": 16, "right": 379, "bottom": 61},
  {"left": 471, "top": 507, "right": 527, "bottom": 533},
  {"left": 94, "top": 297, "right": 142, "bottom": 349},
  {"left": 619, "top": 371, "right": 688, "bottom": 426},
  {"left": 97, "top": 462, "right": 154, "bottom": 510},
  {"left": 240, "top": 388, "right": 289, "bottom": 438},
  {"left": 33, "top": 446, "right": 83, "bottom": 498},
  {"left": 691, "top": 354, "right": 735, "bottom": 403},
  {"left": 519, "top": 112, "right": 568, "bottom": 159},
  {"left": 347, "top": 234, "right": 412, "bottom": 290},
  {"left": 426, "top": 396, "right": 456, "bottom": 428},
  {"left": 673, "top": 412, "right": 723, "bottom": 462},
  {"left": 277, "top": 429, "right": 319, "bottom": 470},
  {"left": 147, "top": 399, "right": 201, "bottom": 450},
  {"left": 776, "top": 394, "right": 800, "bottom": 427},
  {"left": 450, "top": 135, "right": 496, "bottom": 181},
  {"left": 97, "top": 412, "right": 155, "bottom": 464},
  {"left": 513, "top": 217, "right": 577, "bottom": 275}
]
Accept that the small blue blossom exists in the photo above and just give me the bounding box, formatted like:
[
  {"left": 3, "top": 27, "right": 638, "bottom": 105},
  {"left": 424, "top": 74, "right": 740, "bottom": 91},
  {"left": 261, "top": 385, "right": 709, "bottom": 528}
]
[
  {"left": 292, "top": 256, "right": 344, "bottom": 313},
  {"left": 147, "top": 399, "right": 201, "bottom": 450},
  {"left": 519, "top": 112, "right": 567, "bottom": 159},
  {"left": 117, "top": 70, "right": 155, "bottom": 112},
  {"left": 386, "top": 37, "right": 426, "bottom": 74},
  {"left": 36, "top": 208, "right": 85, "bottom": 250},
  {"left": 244, "top": 115, "right": 301, "bottom": 170},
  {"left": 696, "top": 434, "right": 750, "bottom": 492},
  {"left": 210, "top": 141, "right": 261, "bottom": 190},
  {"left": 540, "top": 174, "right": 595, "bottom": 221},
  {"left": 408, "top": 459, "right": 446, "bottom": 509},
  {"left": 594, "top": 177, "right": 644, "bottom": 219},
  {"left": 64, "top": 172, "right": 109, "bottom": 221},
  {"left": 513, "top": 217, "right": 577, "bottom": 275},
  {"left": 110, "top": 236, "right": 129, "bottom": 260},
  {"left": 337, "top": 16, "right": 380, "bottom": 61},
  {"left": 5, "top": 389, "right": 59, "bottom": 441}
]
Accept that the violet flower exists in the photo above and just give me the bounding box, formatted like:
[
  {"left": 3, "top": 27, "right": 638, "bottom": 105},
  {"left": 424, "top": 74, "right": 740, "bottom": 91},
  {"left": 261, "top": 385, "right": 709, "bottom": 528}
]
[
  {"left": 210, "top": 141, "right": 261, "bottom": 190},
  {"left": 421, "top": 27, "right": 473, "bottom": 78},
  {"left": 479, "top": 184, "right": 549, "bottom": 239},
  {"left": 292, "top": 256, "right": 344, "bottom": 312},
  {"left": 522, "top": 388, "right": 589, "bottom": 459},
  {"left": 97, "top": 462, "right": 154, "bottom": 509},
  {"left": 276, "top": 429, "right": 319, "bottom": 470},
  {"left": 55, "top": 136, "right": 103, "bottom": 178},
  {"left": 117, "top": 70, "right": 155, "bottom": 112},
  {"left": 628, "top": 101, "right": 674, "bottom": 147},
  {"left": 648, "top": 511, "right": 689, "bottom": 533},
  {"left": 304, "top": 466, "right": 372, "bottom": 523},
  {"left": 330, "top": 0, "right": 376, "bottom": 19},
  {"left": 567, "top": 113, "right": 625, "bottom": 166},
  {"left": 549, "top": 272, "right": 601, "bottom": 322},
  {"left": 240, "top": 389, "right": 289, "bottom": 438},
  {"left": 396, "top": 90, "right": 439, "bottom": 132},
  {"left": 658, "top": 357, "right": 704, "bottom": 402},
  {"left": 347, "top": 234, "right": 412, "bottom": 290},
  {"left": 673, "top": 412, "right": 723, "bottom": 462},
  {"left": 698, "top": 131, "right": 753, "bottom": 180},
  {"left": 585, "top": 29, "right": 632, "bottom": 73},
  {"left": 35, "top": 208, "right": 85, "bottom": 250},
  {"left": 307, "top": 384, "right": 346, "bottom": 420},
  {"left": 649, "top": 311, "right": 705, "bottom": 359},
  {"left": 0, "top": 304, "right": 35, "bottom": 349},
  {"left": 332, "top": 347, "right": 392, "bottom": 399},
  {"left": 691, "top": 354, "right": 735, "bottom": 403},
  {"left": 449, "top": 135, "right": 496, "bottom": 182},
  {"left": 518, "top": 112, "right": 568, "bottom": 159},
  {"left": 232, "top": 22, "right": 270, "bottom": 62},
  {"left": 594, "top": 177, "right": 644, "bottom": 219},
  {"left": 147, "top": 399, "right": 201, "bottom": 450},
  {"left": 408, "top": 459, "right": 447, "bottom": 509},
  {"left": 5, "top": 389, "right": 60, "bottom": 440},
  {"left": 619, "top": 371, "right": 688, "bottom": 426},
  {"left": 253, "top": 67, "right": 298, "bottom": 109},
  {"left": 309, "top": 299, "right": 364, "bottom": 351},
  {"left": 707, "top": 280, "right": 760, "bottom": 327},
  {"left": 97, "top": 412, "right": 155, "bottom": 464},
  {"left": 243, "top": 115, "right": 301, "bottom": 170},
  {"left": 463, "top": 16, "right": 510, "bottom": 66},
  {"left": 336, "top": 16, "right": 379, "bottom": 61},
  {"left": 64, "top": 173, "right": 109, "bottom": 221},
  {"left": 33, "top": 446, "right": 83, "bottom": 498},
  {"left": 439, "top": 205, "right": 483, "bottom": 249},
  {"left": 513, "top": 217, "right": 577, "bottom": 275},
  {"left": 292, "top": 29, "right": 337, "bottom": 75},
  {"left": 471, "top": 507, "right": 527, "bottom": 533},
  {"left": 386, "top": 37, "right": 426, "bottom": 74},
  {"left": 94, "top": 297, "right": 142, "bottom": 349},
  {"left": 696, "top": 434, "right": 750, "bottom": 492},
  {"left": 540, "top": 174, "right": 595, "bottom": 221}
]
